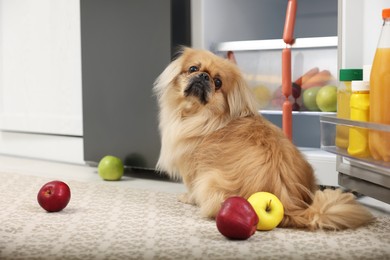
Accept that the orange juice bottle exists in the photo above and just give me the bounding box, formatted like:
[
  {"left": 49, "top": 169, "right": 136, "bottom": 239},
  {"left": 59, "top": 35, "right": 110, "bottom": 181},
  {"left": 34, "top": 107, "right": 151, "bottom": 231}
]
[
  {"left": 369, "top": 8, "right": 390, "bottom": 162},
  {"left": 336, "top": 69, "right": 362, "bottom": 149}
]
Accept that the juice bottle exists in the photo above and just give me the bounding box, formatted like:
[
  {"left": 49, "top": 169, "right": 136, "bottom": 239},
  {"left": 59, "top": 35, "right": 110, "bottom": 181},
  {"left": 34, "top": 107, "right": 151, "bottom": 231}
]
[
  {"left": 336, "top": 69, "right": 362, "bottom": 149},
  {"left": 369, "top": 8, "right": 390, "bottom": 162},
  {"left": 348, "top": 80, "right": 370, "bottom": 157}
]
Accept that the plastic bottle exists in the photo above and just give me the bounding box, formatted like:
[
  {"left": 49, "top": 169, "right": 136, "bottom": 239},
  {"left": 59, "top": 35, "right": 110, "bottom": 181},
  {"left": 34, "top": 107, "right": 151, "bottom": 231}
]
[
  {"left": 335, "top": 69, "right": 363, "bottom": 149},
  {"left": 369, "top": 8, "right": 390, "bottom": 162},
  {"left": 348, "top": 80, "right": 370, "bottom": 157}
]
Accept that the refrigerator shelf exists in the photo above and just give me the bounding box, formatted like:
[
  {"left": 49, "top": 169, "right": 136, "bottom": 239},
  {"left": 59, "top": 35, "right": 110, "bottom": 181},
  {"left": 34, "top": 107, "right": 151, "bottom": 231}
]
[
  {"left": 214, "top": 36, "right": 338, "bottom": 52},
  {"left": 213, "top": 38, "right": 338, "bottom": 113},
  {"left": 260, "top": 110, "right": 335, "bottom": 116},
  {"left": 320, "top": 115, "right": 390, "bottom": 203}
]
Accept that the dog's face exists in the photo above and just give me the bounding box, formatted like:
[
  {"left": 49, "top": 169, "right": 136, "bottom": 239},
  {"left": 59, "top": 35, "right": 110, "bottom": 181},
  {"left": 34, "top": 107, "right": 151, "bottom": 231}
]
[
  {"left": 178, "top": 49, "right": 236, "bottom": 106},
  {"left": 154, "top": 48, "right": 258, "bottom": 119}
]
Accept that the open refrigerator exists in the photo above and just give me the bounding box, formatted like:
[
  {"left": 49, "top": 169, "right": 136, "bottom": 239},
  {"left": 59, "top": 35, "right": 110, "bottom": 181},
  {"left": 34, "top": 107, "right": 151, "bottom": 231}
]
[{"left": 192, "top": 0, "right": 389, "bottom": 202}]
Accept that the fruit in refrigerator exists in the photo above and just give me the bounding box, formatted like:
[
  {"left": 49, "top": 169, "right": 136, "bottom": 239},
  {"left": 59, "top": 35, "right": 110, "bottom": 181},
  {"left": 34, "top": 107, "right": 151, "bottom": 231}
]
[
  {"left": 303, "top": 86, "right": 321, "bottom": 111},
  {"left": 316, "top": 85, "right": 337, "bottom": 112},
  {"left": 252, "top": 85, "right": 271, "bottom": 109}
]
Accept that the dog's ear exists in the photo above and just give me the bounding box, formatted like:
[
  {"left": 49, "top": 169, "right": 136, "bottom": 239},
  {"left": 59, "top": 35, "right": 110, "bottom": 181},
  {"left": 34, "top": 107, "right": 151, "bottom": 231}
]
[
  {"left": 224, "top": 51, "right": 258, "bottom": 117},
  {"left": 153, "top": 51, "right": 184, "bottom": 98},
  {"left": 227, "top": 76, "right": 259, "bottom": 118},
  {"left": 226, "top": 51, "right": 237, "bottom": 64},
  {"left": 171, "top": 45, "right": 189, "bottom": 61}
]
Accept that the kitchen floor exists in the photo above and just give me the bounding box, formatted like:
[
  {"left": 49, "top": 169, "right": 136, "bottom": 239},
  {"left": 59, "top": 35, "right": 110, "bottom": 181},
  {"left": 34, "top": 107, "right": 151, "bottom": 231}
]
[
  {"left": 0, "top": 154, "right": 389, "bottom": 217},
  {"left": 0, "top": 155, "right": 186, "bottom": 193}
]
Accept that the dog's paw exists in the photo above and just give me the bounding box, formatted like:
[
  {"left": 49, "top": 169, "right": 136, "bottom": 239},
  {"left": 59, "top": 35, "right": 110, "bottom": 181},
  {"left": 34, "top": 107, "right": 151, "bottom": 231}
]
[{"left": 178, "top": 193, "right": 195, "bottom": 205}]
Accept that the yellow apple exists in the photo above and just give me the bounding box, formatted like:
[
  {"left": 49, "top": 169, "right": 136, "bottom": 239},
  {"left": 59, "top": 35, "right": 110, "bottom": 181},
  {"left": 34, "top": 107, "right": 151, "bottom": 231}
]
[
  {"left": 247, "top": 192, "right": 284, "bottom": 231},
  {"left": 252, "top": 85, "right": 271, "bottom": 109}
]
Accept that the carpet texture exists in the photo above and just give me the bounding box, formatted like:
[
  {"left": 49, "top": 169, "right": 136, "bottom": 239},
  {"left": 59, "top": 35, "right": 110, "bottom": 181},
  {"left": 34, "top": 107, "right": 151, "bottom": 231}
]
[{"left": 0, "top": 172, "right": 389, "bottom": 260}]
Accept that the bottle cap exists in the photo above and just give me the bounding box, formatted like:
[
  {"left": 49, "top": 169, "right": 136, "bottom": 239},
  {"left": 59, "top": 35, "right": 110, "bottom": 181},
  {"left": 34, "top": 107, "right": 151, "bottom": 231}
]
[
  {"left": 339, "top": 69, "right": 363, "bottom": 81},
  {"left": 351, "top": 81, "right": 369, "bottom": 92},
  {"left": 363, "top": 65, "right": 372, "bottom": 82},
  {"left": 383, "top": 8, "right": 390, "bottom": 19}
]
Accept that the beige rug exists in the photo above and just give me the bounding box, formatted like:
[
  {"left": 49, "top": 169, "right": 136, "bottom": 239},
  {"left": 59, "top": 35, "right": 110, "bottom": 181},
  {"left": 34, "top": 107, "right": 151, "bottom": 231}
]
[{"left": 0, "top": 172, "right": 389, "bottom": 260}]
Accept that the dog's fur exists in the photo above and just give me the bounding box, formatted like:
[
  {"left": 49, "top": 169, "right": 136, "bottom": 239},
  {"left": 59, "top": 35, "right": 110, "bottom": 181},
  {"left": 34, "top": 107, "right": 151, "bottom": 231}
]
[{"left": 153, "top": 47, "right": 374, "bottom": 230}]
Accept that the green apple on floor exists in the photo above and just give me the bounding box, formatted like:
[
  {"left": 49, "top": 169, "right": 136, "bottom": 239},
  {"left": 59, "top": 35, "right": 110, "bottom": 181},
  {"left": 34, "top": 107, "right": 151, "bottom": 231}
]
[{"left": 98, "top": 155, "right": 124, "bottom": 181}]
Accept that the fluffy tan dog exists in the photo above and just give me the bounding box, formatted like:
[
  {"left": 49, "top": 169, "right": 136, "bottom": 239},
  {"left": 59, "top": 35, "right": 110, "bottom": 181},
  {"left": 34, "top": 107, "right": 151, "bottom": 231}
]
[{"left": 153, "top": 47, "right": 373, "bottom": 230}]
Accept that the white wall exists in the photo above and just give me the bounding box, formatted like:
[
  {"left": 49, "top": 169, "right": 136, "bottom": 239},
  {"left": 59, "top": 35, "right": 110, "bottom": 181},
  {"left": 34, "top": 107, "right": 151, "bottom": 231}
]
[{"left": 0, "top": 0, "right": 84, "bottom": 164}]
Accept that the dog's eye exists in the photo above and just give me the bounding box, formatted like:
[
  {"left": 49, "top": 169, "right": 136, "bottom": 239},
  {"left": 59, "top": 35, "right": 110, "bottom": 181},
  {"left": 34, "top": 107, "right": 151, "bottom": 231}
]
[
  {"left": 214, "top": 78, "right": 222, "bottom": 89},
  {"left": 188, "top": 66, "right": 199, "bottom": 73}
]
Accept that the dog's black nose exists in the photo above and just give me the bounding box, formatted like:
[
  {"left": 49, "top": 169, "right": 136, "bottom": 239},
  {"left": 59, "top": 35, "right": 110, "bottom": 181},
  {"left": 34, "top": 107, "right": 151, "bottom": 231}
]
[
  {"left": 198, "top": 73, "right": 210, "bottom": 81},
  {"left": 185, "top": 72, "right": 212, "bottom": 105}
]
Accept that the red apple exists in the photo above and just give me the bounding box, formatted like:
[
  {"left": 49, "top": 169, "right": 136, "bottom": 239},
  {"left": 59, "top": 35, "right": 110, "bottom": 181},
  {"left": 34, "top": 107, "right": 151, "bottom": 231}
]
[
  {"left": 37, "top": 181, "right": 71, "bottom": 212},
  {"left": 216, "top": 196, "right": 259, "bottom": 240}
]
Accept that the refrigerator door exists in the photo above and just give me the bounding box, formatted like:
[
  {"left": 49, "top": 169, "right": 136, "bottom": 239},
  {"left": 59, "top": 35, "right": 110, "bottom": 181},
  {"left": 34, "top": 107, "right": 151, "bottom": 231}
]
[
  {"left": 81, "top": 0, "right": 190, "bottom": 169},
  {"left": 334, "top": 0, "right": 390, "bottom": 203}
]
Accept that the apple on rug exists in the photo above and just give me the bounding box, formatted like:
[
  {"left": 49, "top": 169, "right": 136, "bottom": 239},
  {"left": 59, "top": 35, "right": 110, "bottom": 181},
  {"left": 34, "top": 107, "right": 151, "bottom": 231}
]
[{"left": 0, "top": 172, "right": 389, "bottom": 260}]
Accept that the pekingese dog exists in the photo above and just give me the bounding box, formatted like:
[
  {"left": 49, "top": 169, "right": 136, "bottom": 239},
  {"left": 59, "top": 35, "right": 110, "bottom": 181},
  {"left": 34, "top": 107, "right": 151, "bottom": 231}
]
[{"left": 153, "top": 47, "right": 373, "bottom": 230}]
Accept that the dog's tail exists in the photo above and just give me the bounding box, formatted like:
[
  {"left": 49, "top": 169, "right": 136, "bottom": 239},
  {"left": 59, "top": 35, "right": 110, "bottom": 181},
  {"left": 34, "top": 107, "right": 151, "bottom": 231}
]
[{"left": 281, "top": 189, "right": 374, "bottom": 230}]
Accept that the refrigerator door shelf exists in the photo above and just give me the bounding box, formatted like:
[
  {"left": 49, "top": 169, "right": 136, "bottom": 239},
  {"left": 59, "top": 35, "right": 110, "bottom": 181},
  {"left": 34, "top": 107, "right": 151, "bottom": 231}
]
[{"left": 320, "top": 115, "right": 390, "bottom": 203}]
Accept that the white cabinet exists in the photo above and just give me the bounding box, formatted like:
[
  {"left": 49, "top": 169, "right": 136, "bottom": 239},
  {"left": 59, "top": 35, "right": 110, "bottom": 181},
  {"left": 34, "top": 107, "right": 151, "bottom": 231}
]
[{"left": 0, "top": 0, "right": 83, "bottom": 163}]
